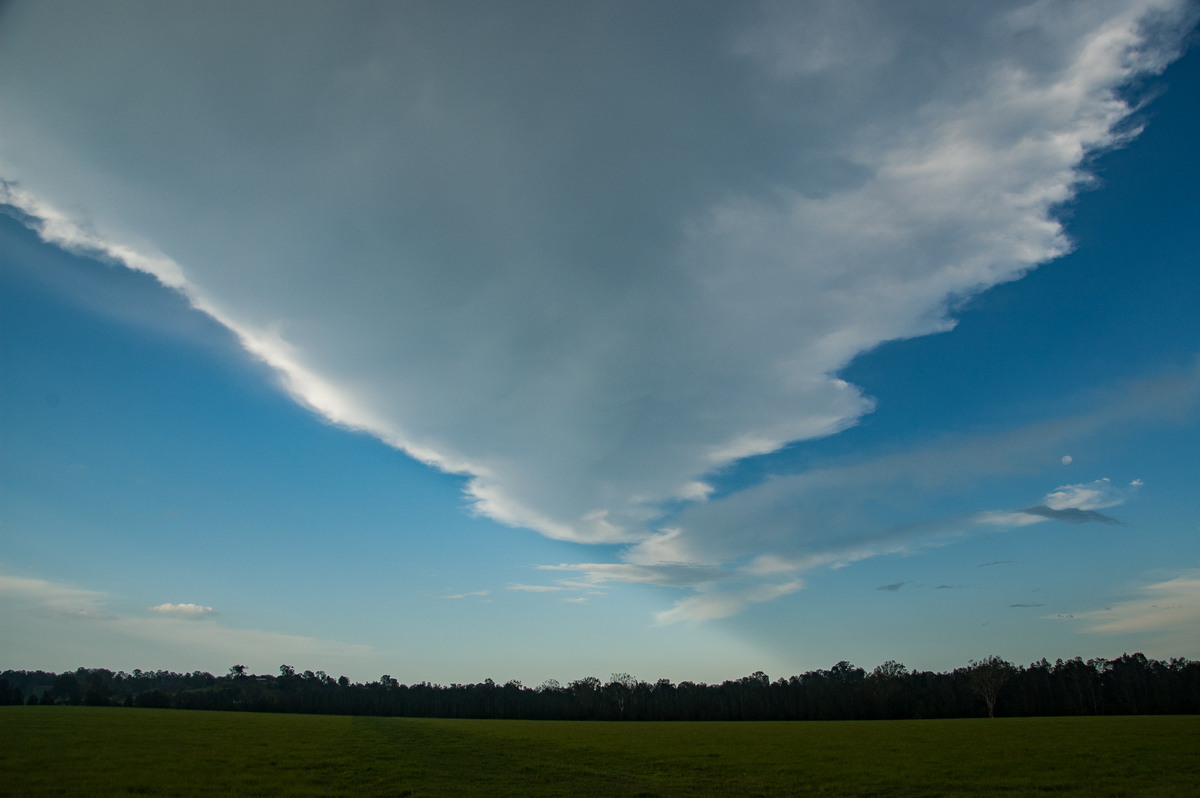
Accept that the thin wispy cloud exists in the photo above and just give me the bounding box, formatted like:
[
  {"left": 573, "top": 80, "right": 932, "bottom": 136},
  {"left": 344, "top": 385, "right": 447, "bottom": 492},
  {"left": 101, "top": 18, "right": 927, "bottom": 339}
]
[
  {"left": 441, "top": 590, "right": 491, "bottom": 600},
  {"left": 655, "top": 580, "right": 806, "bottom": 625},
  {"left": 1054, "top": 570, "right": 1200, "bottom": 656},
  {"left": 538, "top": 562, "right": 729, "bottom": 589},
  {"left": 1, "top": 568, "right": 383, "bottom": 674},
  {"left": 0, "top": 573, "right": 113, "bottom": 620},
  {"left": 578, "top": 364, "right": 1198, "bottom": 620},
  {"left": 107, "top": 616, "right": 382, "bottom": 673}
]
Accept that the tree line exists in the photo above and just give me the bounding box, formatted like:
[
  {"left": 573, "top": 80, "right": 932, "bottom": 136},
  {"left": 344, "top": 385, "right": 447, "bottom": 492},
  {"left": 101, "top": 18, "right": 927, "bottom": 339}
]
[{"left": 3, "top": 653, "right": 1197, "bottom": 721}]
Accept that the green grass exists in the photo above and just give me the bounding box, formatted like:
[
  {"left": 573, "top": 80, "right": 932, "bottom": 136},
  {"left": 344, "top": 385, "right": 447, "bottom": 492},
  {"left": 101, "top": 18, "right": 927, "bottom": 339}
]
[{"left": 1, "top": 708, "right": 1197, "bottom": 796}]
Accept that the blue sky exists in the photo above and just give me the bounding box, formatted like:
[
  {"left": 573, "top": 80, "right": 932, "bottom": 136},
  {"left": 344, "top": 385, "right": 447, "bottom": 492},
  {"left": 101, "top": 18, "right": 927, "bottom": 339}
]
[{"left": 1, "top": 1, "right": 1198, "bottom": 685}]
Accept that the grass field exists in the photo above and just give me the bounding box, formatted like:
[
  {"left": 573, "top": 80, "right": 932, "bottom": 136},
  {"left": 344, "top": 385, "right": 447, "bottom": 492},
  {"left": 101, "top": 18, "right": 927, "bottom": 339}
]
[{"left": 1, "top": 707, "right": 1197, "bottom": 796}]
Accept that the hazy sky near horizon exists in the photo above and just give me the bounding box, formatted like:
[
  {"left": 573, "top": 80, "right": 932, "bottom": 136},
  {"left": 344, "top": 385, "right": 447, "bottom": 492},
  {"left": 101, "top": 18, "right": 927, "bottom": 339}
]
[{"left": 2, "top": 0, "right": 1198, "bottom": 684}]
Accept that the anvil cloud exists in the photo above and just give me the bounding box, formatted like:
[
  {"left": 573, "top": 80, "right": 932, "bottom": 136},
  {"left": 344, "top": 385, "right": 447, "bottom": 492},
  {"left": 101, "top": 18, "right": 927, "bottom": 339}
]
[{"left": 0, "top": 0, "right": 1193, "bottom": 555}]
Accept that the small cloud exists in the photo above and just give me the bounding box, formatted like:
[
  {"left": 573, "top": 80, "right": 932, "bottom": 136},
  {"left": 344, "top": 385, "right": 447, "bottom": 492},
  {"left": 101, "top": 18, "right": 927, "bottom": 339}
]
[
  {"left": 1061, "top": 455, "right": 1073, "bottom": 465},
  {"left": 978, "top": 476, "right": 1140, "bottom": 529},
  {"left": 508, "top": 584, "right": 564, "bottom": 593},
  {"left": 978, "top": 479, "right": 1140, "bottom": 531},
  {"left": 148, "top": 602, "right": 215, "bottom": 618},
  {"left": 441, "top": 590, "right": 490, "bottom": 600},
  {"left": 563, "top": 597, "right": 589, "bottom": 604},
  {"left": 1044, "top": 478, "right": 1136, "bottom": 512},
  {"left": 1009, "top": 603, "right": 1045, "bottom": 608},
  {"left": 974, "top": 510, "right": 1046, "bottom": 528},
  {"left": 876, "top": 582, "right": 906, "bottom": 592},
  {"left": 978, "top": 560, "right": 1014, "bottom": 567}
]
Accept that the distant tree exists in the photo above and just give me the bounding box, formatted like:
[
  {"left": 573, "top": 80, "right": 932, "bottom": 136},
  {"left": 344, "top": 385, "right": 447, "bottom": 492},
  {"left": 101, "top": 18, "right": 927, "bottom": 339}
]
[
  {"left": 605, "top": 673, "right": 638, "bottom": 717},
  {"left": 828, "top": 661, "right": 865, "bottom": 683},
  {"left": 569, "top": 676, "right": 602, "bottom": 719},
  {"left": 867, "top": 661, "right": 909, "bottom": 719},
  {"left": 4, "top": 653, "right": 1194, "bottom": 721},
  {"left": 968, "top": 656, "right": 1016, "bottom": 718},
  {"left": 82, "top": 670, "right": 111, "bottom": 706},
  {"left": 50, "top": 672, "right": 82, "bottom": 705},
  {"left": 0, "top": 678, "right": 20, "bottom": 705},
  {"left": 871, "top": 661, "right": 908, "bottom": 680},
  {"left": 135, "top": 689, "right": 172, "bottom": 709},
  {"left": 743, "top": 670, "right": 770, "bottom": 687},
  {"left": 229, "top": 664, "right": 247, "bottom": 679}
]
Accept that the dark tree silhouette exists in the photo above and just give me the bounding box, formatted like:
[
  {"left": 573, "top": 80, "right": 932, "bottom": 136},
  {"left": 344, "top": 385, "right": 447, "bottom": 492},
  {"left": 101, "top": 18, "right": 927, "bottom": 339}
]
[
  {"left": 4, "top": 653, "right": 1197, "bottom": 720},
  {"left": 967, "top": 655, "right": 1017, "bottom": 718}
]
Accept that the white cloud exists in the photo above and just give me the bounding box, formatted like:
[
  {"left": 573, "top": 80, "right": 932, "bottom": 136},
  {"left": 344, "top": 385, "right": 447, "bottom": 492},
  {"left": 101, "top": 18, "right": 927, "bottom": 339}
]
[
  {"left": 148, "top": 602, "right": 215, "bottom": 618},
  {"left": 0, "top": 2, "right": 1194, "bottom": 551},
  {"left": 678, "top": 482, "right": 715, "bottom": 502},
  {"left": 507, "top": 584, "right": 564, "bottom": 593},
  {"left": 973, "top": 477, "right": 1142, "bottom": 527},
  {"left": 975, "top": 510, "right": 1049, "bottom": 528},
  {"left": 1044, "top": 477, "right": 1140, "bottom": 510}
]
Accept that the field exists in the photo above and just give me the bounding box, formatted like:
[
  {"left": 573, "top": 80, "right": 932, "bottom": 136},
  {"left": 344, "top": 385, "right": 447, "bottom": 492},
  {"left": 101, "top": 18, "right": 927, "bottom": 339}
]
[{"left": 1, "top": 707, "right": 1197, "bottom": 796}]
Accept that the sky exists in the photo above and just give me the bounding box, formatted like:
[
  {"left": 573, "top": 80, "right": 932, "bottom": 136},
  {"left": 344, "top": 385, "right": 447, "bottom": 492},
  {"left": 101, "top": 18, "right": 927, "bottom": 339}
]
[{"left": 1, "top": 0, "right": 1198, "bottom": 686}]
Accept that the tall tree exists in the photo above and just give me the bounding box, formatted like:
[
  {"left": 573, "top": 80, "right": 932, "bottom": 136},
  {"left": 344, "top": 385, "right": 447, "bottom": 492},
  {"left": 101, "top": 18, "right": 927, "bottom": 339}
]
[{"left": 968, "top": 656, "right": 1016, "bottom": 718}]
